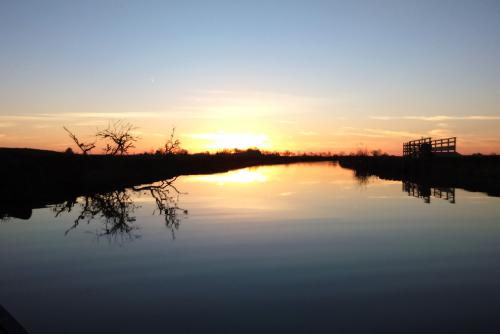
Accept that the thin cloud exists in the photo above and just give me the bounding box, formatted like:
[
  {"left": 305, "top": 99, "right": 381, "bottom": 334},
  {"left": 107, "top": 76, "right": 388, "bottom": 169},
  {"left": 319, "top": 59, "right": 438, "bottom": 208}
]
[
  {"left": 46, "top": 112, "right": 163, "bottom": 119},
  {"left": 428, "top": 128, "right": 453, "bottom": 137},
  {"left": 0, "top": 112, "right": 168, "bottom": 123},
  {"left": 32, "top": 124, "right": 54, "bottom": 129},
  {"left": 0, "top": 115, "right": 61, "bottom": 121},
  {"left": 170, "top": 89, "right": 340, "bottom": 119},
  {"left": 0, "top": 122, "right": 15, "bottom": 128},
  {"left": 371, "top": 115, "right": 500, "bottom": 121},
  {"left": 73, "top": 120, "right": 108, "bottom": 126},
  {"left": 335, "top": 127, "right": 421, "bottom": 138}
]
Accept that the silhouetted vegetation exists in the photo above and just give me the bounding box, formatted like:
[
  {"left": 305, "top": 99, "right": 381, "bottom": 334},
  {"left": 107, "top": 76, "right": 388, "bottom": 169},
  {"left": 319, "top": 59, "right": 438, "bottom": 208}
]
[
  {"left": 63, "top": 126, "right": 96, "bottom": 155},
  {"left": 3, "top": 144, "right": 500, "bottom": 219},
  {"left": 97, "top": 120, "right": 140, "bottom": 155},
  {"left": 162, "top": 127, "right": 183, "bottom": 155},
  {"left": 64, "top": 120, "right": 141, "bottom": 156}
]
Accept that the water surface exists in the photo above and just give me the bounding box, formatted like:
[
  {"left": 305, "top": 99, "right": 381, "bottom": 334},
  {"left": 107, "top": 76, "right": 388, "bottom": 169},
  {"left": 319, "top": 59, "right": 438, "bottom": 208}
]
[{"left": 1, "top": 162, "right": 500, "bottom": 333}]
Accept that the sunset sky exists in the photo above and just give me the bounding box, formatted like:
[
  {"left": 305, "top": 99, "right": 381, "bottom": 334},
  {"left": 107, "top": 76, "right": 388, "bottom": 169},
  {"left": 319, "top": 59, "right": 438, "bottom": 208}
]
[{"left": 1, "top": 0, "right": 500, "bottom": 154}]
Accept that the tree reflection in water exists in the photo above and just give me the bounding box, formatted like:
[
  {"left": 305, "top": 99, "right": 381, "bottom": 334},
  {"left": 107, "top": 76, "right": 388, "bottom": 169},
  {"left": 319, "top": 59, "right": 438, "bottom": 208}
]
[
  {"left": 133, "top": 177, "right": 188, "bottom": 240},
  {"left": 353, "top": 169, "right": 372, "bottom": 187},
  {"left": 53, "top": 177, "right": 187, "bottom": 242},
  {"left": 54, "top": 190, "right": 140, "bottom": 242}
]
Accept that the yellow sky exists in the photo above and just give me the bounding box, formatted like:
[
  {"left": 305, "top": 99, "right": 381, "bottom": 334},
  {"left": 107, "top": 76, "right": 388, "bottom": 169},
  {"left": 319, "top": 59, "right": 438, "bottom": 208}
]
[{"left": 1, "top": 90, "right": 499, "bottom": 155}]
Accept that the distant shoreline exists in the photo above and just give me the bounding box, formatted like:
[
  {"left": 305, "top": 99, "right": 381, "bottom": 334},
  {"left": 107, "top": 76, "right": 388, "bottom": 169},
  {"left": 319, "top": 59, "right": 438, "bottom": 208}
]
[{"left": 2, "top": 147, "right": 500, "bottom": 219}]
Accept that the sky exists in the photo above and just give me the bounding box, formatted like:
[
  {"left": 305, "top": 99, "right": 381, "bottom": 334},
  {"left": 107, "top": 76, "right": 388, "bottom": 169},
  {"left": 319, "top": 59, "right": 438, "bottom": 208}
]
[{"left": 1, "top": 0, "right": 500, "bottom": 155}]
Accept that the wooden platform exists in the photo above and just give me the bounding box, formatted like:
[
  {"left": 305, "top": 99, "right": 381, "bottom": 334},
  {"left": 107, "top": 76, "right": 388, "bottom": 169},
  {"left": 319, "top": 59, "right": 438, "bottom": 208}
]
[{"left": 403, "top": 137, "right": 457, "bottom": 157}]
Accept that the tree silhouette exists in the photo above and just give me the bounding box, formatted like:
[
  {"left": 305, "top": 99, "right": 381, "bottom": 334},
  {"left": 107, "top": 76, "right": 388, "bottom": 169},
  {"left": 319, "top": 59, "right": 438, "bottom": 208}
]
[
  {"left": 63, "top": 127, "right": 96, "bottom": 155},
  {"left": 97, "top": 120, "right": 140, "bottom": 155},
  {"left": 164, "top": 127, "right": 182, "bottom": 155}
]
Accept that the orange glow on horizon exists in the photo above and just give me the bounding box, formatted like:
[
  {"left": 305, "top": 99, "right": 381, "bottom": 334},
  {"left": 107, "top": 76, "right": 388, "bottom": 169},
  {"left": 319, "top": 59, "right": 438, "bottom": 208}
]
[
  {"left": 188, "top": 132, "right": 272, "bottom": 151},
  {"left": 1, "top": 110, "right": 500, "bottom": 155}
]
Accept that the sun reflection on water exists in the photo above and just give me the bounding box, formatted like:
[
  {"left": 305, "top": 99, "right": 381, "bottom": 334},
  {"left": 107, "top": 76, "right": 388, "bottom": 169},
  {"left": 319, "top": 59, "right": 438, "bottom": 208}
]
[{"left": 187, "top": 168, "right": 269, "bottom": 185}]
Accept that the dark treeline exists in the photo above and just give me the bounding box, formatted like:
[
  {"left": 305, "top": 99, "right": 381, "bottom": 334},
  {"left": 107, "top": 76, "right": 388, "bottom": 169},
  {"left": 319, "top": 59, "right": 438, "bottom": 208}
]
[
  {"left": 0, "top": 147, "right": 332, "bottom": 218},
  {"left": 2, "top": 139, "right": 500, "bottom": 220},
  {"left": 339, "top": 155, "right": 500, "bottom": 197}
]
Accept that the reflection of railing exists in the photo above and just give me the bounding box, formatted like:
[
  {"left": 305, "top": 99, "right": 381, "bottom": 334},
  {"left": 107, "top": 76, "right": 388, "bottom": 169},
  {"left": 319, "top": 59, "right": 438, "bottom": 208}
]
[
  {"left": 403, "top": 137, "right": 457, "bottom": 157},
  {"left": 403, "top": 181, "right": 431, "bottom": 203},
  {"left": 403, "top": 181, "right": 455, "bottom": 204},
  {"left": 433, "top": 187, "right": 456, "bottom": 203}
]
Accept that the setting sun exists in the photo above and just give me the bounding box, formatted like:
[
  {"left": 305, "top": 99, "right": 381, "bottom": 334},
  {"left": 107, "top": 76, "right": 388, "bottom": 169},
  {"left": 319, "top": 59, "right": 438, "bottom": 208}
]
[{"left": 189, "top": 132, "right": 271, "bottom": 151}]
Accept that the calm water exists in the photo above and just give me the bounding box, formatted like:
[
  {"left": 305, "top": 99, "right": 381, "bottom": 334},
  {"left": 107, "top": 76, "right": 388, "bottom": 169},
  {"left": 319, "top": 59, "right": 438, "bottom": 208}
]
[{"left": 1, "top": 162, "right": 500, "bottom": 333}]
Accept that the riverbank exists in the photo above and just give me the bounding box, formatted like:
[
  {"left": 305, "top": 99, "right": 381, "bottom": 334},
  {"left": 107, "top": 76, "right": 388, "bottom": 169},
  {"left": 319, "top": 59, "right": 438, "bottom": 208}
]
[
  {"left": 338, "top": 155, "right": 500, "bottom": 197},
  {"left": 3, "top": 148, "right": 500, "bottom": 219},
  {"left": 0, "top": 148, "right": 332, "bottom": 214}
]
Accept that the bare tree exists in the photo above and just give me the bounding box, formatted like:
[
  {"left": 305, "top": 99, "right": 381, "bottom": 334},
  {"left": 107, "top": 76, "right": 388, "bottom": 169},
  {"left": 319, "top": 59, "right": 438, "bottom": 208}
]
[
  {"left": 164, "top": 127, "right": 182, "bottom": 155},
  {"left": 63, "top": 127, "right": 96, "bottom": 155},
  {"left": 97, "top": 120, "right": 140, "bottom": 155}
]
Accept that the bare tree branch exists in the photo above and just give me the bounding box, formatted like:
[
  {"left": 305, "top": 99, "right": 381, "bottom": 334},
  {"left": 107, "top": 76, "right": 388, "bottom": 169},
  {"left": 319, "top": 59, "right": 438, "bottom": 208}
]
[
  {"left": 164, "top": 127, "right": 182, "bottom": 155},
  {"left": 63, "top": 127, "right": 96, "bottom": 155},
  {"left": 96, "top": 120, "right": 140, "bottom": 155}
]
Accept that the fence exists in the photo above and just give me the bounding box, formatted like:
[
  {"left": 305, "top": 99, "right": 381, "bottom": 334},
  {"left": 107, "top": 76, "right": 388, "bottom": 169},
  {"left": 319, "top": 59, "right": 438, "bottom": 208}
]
[{"left": 403, "top": 137, "right": 456, "bottom": 157}]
